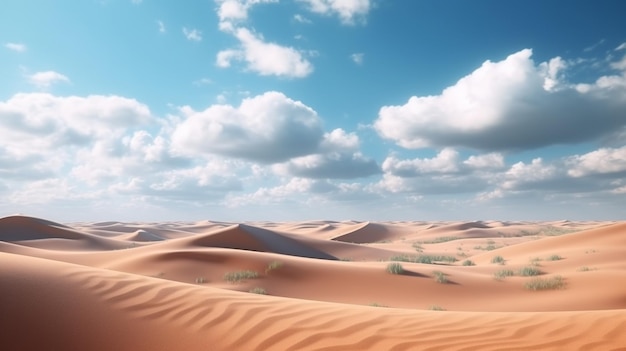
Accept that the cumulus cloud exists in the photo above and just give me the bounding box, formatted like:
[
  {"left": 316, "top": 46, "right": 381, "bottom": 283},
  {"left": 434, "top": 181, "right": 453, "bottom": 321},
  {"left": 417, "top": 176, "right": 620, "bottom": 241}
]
[
  {"left": 375, "top": 49, "right": 626, "bottom": 151},
  {"left": 566, "top": 146, "right": 626, "bottom": 177},
  {"left": 171, "top": 91, "right": 324, "bottom": 163},
  {"left": 383, "top": 149, "right": 460, "bottom": 176},
  {"left": 182, "top": 27, "right": 202, "bottom": 41},
  {"left": 0, "top": 93, "right": 151, "bottom": 157},
  {"left": 5, "top": 42, "right": 27, "bottom": 52},
  {"left": 297, "top": 0, "right": 371, "bottom": 25},
  {"left": 275, "top": 152, "right": 379, "bottom": 179},
  {"left": 28, "top": 71, "right": 70, "bottom": 89},
  {"left": 216, "top": 28, "right": 313, "bottom": 78}
]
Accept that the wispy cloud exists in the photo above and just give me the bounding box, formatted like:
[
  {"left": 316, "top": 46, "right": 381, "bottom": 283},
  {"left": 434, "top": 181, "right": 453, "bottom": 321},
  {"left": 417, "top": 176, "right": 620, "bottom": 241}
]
[
  {"left": 350, "top": 53, "right": 364, "bottom": 65},
  {"left": 297, "top": 0, "right": 371, "bottom": 25},
  {"left": 157, "top": 20, "right": 166, "bottom": 33},
  {"left": 5, "top": 42, "right": 27, "bottom": 52},
  {"left": 293, "top": 14, "right": 312, "bottom": 24},
  {"left": 182, "top": 27, "right": 202, "bottom": 41},
  {"left": 28, "top": 71, "right": 70, "bottom": 89}
]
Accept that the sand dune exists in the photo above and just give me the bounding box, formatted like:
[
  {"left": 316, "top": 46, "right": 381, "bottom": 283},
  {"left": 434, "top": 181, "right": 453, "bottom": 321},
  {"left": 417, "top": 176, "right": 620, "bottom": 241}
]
[{"left": 1, "top": 215, "right": 625, "bottom": 350}]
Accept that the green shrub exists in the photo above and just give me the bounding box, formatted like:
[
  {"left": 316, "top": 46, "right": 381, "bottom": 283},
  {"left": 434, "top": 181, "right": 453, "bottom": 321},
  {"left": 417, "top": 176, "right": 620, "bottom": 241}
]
[
  {"left": 195, "top": 277, "right": 208, "bottom": 284},
  {"left": 491, "top": 255, "right": 506, "bottom": 265},
  {"left": 432, "top": 271, "right": 449, "bottom": 284},
  {"left": 387, "top": 262, "right": 404, "bottom": 275},
  {"left": 224, "top": 270, "right": 260, "bottom": 283},
  {"left": 428, "top": 305, "right": 446, "bottom": 311},
  {"left": 389, "top": 254, "right": 457, "bottom": 264},
  {"left": 524, "top": 276, "right": 565, "bottom": 290},
  {"left": 577, "top": 266, "right": 593, "bottom": 272},
  {"left": 493, "top": 269, "right": 515, "bottom": 280},
  {"left": 547, "top": 254, "right": 563, "bottom": 261},
  {"left": 518, "top": 266, "right": 542, "bottom": 276},
  {"left": 248, "top": 287, "right": 267, "bottom": 294},
  {"left": 369, "top": 302, "right": 388, "bottom": 307},
  {"left": 416, "top": 236, "right": 461, "bottom": 244},
  {"left": 265, "top": 261, "right": 283, "bottom": 274},
  {"left": 462, "top": 260, "right": 475, "bottom": 266}
]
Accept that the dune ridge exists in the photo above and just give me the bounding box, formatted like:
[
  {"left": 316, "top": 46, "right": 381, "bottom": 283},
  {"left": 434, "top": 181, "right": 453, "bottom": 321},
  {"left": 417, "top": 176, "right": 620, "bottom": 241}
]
[{"left": 1, "top": 215, "right": 624, "bottom": 350}]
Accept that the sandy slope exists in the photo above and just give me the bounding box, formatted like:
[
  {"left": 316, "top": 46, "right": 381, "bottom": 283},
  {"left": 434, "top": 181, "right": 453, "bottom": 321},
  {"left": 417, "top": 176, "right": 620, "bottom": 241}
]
[{"left": 1, "top": 215, "right": 625, "bottom": 350}]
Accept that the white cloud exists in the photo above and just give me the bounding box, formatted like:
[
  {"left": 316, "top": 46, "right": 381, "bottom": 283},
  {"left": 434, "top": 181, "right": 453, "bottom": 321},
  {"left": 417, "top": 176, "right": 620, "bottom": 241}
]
[
  {"left": 182, "top": 27, "right": 202, "bottom": 41},
  {"left": 566, "top": 146, "right": 626, "bottom": 177},
  {"left": 275, "top": 152, "right": 379, "bottom": 179},
  {"left": 615, "top": 43, "right": 626, "bottom": 51},
  {"left": 28, "top": 71, "right": 70, "bottom": 89},
  {"left": 298, "top": 0, "right": 371, "bottom": 25},
  {"left": 383, "top": 149, "right": 460, "bottom": 176},
  {"left": 157, "top": 20, "right": 166, "bottom": 33},
  {"left": 501, "top": 158, "right": 557, "bottom": 190},
  {"left": 463, "top": 153, "right": 505, "bottom": 170},
  {"left": 274, "top": 128, "right": 379, "bottom": 179},
  {"left": 171, "top": 91, "right": 324, "bottom": 163},
  {"left": 5, "top": 42, "right": 27, "bottom": 52},
  {"left": 375, "top": 49, "right": 626, "bottom": 151},
  {"left": 350, "top": 53, "right": 364, "bottom": 65},
  {"left": 293, "top": 14, "right": 312, "bottom": 24},
  {"left": 216, "top": 28, "right": 313, "bottom": 78},
  {"left": 0, "top": 93, "right": 151, "bottom": 156},
  {"left": 216, "top": 0, "right": 278, "bottom": 30}
]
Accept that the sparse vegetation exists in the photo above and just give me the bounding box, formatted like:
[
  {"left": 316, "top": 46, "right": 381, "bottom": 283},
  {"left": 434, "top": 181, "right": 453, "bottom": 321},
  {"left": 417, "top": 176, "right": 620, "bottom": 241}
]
[
  {"left": 224, "top": 270, "right": 260, "bottom": 283},
  {"left": 524, "top": 276, "right": 565, "bottom": 291},
  {"left": 577, "top": 266, "right": 594, "bottom": 272},
  {"left": 539, "top": 226, "right": 575, "bottom": 236},
  {"left": 473, "top": 244, "right": 498, "bottom": 251},
  {"left": 369, "top": 302, "right": 388, "bottom": 307},
  {"left": 491, "top": 255, "right": 506, "bottom": 265},
  {"left": 462, "top": 260, "right": 475, "bottom": 266},
  {"left": 493, "top": 269, "right": 515, "bottom": 280},
  {"left": 529, "top": 257, "right": 543, "bottom": 266},
  {"left": 432, "top": 271, "right": 449, "bottom": 284},
  {"left": 518, "top": 266, "right": 542, "bottom": 276},
  {"left": 265, "top": 261, "right": 283, "bottom": 274},
  {"left": 387, "top": 262, "right": 404, "bottom": 275},
  {"left": 428, "top": 305, "right": 446, "bottom": 311},
  {"left": 412, "top": 243, "right": 424, "bottom": 252},
  {"left": 547, "top": 254, "right": 563, "bottom": 261},
  {"left": 417, "top": 236, "right": 461, "bottom": 244},
  {"left": 249, "top": 287, "right": 267, "bottom": 295},
  {"left": 389, "top": 254, "right": 457, "bottom": 264},
  {"left": 194, "top": 277, "right": 208, "bottom": 284}
]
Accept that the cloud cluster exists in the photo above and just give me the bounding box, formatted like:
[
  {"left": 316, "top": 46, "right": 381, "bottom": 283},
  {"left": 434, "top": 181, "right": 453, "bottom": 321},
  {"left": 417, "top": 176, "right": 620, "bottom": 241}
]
[
  {"left": 374, "top": 49, "right": 626, "bottom": 151},
  {"left": 213, "top": 0, "right": 372, "bottom": 78}
]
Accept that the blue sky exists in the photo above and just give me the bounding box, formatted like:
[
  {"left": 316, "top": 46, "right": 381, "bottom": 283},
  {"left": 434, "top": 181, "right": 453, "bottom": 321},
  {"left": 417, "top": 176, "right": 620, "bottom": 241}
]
[{"left": 1, "top": 0, "right": 626, "bottom": 221}]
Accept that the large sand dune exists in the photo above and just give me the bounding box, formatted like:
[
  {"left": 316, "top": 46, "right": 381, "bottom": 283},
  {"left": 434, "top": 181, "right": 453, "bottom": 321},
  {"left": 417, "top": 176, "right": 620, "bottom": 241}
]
[{"left": 1, "top": 215, "right": 625, "bottom": 350}]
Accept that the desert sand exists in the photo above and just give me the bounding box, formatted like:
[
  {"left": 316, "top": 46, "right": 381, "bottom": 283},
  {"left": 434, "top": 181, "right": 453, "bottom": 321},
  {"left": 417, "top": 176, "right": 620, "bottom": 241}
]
[{"left": 1, "top": 215, "right": 625, "bottom": 350}]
